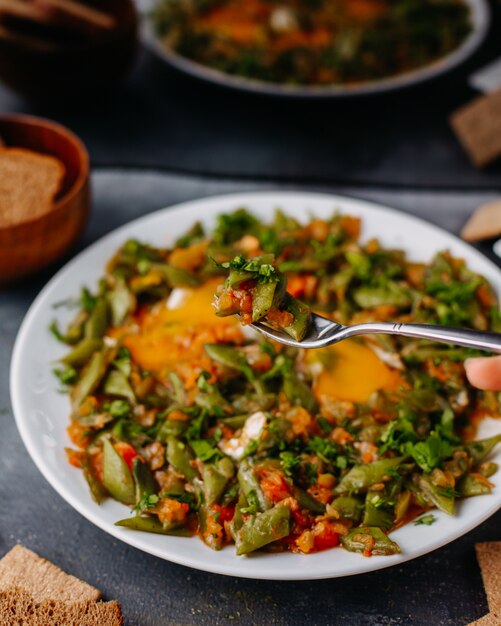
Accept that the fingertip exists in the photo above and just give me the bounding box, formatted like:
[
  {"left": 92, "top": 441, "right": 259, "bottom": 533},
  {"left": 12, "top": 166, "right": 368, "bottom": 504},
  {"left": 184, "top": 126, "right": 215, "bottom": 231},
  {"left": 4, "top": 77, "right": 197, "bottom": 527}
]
[{"left": 464, "top": 355, "right": 501, "bottom": 391}]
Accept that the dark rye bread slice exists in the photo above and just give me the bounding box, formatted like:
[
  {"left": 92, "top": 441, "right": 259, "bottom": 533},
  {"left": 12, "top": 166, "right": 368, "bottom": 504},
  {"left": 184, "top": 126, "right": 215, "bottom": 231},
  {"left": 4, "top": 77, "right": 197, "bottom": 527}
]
[
  {"left": 0, "top": 587, "right": 123, "bottom": 626},
  {"left": 0, "top": 545, "right": 100, "bottom": 603},
  {"left": 0, "top": 146, "right": 65, "bottom": 227}
]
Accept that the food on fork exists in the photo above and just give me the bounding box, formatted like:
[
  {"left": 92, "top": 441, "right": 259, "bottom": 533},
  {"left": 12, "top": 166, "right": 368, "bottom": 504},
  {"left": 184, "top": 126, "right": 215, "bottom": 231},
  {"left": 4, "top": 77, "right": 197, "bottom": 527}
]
[{"left": 214, "top": 255, "right": 311, "bottom": 341}]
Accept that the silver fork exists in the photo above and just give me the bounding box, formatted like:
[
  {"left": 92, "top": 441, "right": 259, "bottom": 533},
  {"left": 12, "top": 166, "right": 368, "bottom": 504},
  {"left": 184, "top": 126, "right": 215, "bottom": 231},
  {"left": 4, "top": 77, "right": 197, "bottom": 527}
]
[{"left": 249, "top": 313, "right": 501, "bottom": 352}]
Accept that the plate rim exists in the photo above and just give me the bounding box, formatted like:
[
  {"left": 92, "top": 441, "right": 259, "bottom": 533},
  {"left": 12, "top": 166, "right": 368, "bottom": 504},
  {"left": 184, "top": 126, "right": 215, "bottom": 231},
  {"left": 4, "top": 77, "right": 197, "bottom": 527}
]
[
  {"left": 138, "top": 0, "right": 490, "bottom": 98},
  {"left": 10, "top": 189, "right": 501, "bottom": 580}
]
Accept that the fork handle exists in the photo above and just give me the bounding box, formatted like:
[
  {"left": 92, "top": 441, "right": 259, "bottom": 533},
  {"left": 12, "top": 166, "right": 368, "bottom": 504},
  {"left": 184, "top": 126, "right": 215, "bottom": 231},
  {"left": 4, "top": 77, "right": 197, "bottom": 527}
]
[{"left": 347, "top": 322, "right": 501, "bottom": 353}]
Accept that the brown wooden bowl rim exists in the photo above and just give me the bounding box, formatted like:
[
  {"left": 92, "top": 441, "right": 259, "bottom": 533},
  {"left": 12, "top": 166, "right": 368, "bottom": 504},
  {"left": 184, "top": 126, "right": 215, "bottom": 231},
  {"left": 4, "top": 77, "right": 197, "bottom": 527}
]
[{"left": 0, "top": 113, "right": 90, "bottom": 235}]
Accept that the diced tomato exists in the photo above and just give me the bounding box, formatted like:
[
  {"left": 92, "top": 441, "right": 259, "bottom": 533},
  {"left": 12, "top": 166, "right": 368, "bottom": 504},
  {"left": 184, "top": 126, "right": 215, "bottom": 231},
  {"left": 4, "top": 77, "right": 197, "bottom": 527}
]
[
  {"left": 114, "top": 442, "right": 140, "bottom": 470},
  {"left": 158, "top": 498, "right": 190, "bottom": 525},
  {"left": 266, "top": 308, "right": 294, "bottom": 329},
  {"left": 307, "top": 484, "right": 333, "bottom": 505},
  {"left": 66, "top": 448, "right": 85, "bottom": 469},
  {"left": 312, "top": 522, "right": 340, "bottom": 552},
  {"left": 211, "top": 504, "right": 235, "bottom": 523},
  {"left": 288, "top": 406, "right": 314, "bottom": 437},
  {"left": 339, "top": 215, "right": 361, "bottom": 239},
  {"left": 257, "top": 468, "right": 291, "bottom": 503},
  {"left": 168, "top": 409, "right": 191, "bottom": 422},
  {"left": 291, "top": 508, "right": 311, "bottom": 529},
  {"left": 67, "top": 421, "right": 92, "bottom": 449}
]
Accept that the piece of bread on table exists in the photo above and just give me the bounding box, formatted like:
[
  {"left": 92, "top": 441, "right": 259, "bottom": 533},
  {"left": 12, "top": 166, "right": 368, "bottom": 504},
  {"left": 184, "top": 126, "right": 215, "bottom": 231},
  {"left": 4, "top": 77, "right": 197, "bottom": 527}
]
[
  {"left": 0, "top": 545, "right": 100, "bottom": 603},
  {"left": 0, "top": 146, "right": 65, "bottom": 227},
  {"left": 0, "top": 587, "right": 123, "bottom": 626}
]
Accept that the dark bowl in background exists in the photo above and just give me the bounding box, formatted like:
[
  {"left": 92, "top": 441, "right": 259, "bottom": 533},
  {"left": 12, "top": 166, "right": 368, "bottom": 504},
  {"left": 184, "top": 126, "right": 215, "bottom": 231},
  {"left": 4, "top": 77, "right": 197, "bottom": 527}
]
[{"left": 0, "top": 0, "right": 138, "bottom": 102}]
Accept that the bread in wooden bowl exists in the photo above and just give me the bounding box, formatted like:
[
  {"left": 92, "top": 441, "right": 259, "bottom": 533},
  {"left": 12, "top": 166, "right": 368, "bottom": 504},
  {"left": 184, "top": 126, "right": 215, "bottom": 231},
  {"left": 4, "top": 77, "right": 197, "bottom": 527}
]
[
  {"left": 0, "top": 147, "right": 65, "bottom": 226},
  {"left": 0, "top": 114, "right": 90, "bottom": 282}
]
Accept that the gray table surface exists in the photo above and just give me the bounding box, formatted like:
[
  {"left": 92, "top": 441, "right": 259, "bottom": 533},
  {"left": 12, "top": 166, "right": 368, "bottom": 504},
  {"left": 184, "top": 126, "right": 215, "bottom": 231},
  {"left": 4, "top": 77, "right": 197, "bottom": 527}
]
[{"left": 2, "top": 170, "right": 501, "bottom": 626}]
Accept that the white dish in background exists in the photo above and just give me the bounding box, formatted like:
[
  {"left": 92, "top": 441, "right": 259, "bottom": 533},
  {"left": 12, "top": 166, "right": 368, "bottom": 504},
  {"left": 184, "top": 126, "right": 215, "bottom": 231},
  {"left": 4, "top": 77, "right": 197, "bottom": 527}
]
[
  {"left": 10, "top": 191, "right": 501, "bottom": 580},
  {"left": 138, "top": 0, "right": 490, "bottom": 98}
]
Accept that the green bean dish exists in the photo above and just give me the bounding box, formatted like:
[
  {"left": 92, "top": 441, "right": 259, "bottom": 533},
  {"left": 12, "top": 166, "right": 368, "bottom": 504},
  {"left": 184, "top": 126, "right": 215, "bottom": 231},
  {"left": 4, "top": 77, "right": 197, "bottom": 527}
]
[
  {"left": 151, "top": 0, "right": 472, "bottom": 87},
  {"left": 54, "top": 208, "right": 501, "bottom": 557}
]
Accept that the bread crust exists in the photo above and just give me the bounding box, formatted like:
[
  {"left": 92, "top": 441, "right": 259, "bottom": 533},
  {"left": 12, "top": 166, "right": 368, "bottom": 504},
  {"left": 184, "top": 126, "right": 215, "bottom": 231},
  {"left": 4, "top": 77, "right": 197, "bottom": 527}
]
[
  {"left": 0, "top": 545, "right": 100, "bottom": 603},
  {"left": 0, "top": 587, "right": 123, "bottom": 626}
]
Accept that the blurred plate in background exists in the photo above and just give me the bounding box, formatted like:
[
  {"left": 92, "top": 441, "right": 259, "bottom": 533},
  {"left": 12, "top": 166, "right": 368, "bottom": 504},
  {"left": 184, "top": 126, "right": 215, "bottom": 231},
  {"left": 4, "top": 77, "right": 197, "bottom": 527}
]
[{"left": 138, "top": 0, "right": 490, "bottom": 98}]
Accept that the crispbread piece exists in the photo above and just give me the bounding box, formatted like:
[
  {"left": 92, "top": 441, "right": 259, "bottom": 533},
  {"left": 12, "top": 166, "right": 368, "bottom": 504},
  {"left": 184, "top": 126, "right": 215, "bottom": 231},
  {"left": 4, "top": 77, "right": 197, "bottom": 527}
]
[
  {"left": 0, "top": 545, "right": 100, "bottom": 603},
  {"left": 0, "top": 587, "right": 123, "bottom": 626},
  {"left": 0, "top": 146, "right": 65, "bottom": 226},
  {"left": 450, "top": 89, "right": 501, "bottom": 168},
  {"left": 468, "top": 612, "right": 501, "bottom": 626},
  {"left": 476, "top": 543, "right": 501, "bottom": 612},
  {"left": 461, "top": 200, "right": 501, "bottom": 242}
]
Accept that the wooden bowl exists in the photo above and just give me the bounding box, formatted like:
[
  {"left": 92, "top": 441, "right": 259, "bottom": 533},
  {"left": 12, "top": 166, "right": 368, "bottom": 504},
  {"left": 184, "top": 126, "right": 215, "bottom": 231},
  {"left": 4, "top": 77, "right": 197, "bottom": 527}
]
[
  {"left": 0, "top": 114, "right": 90, "bottom": 281},
  {"left": 0, "top": 0, "right": 137, "bottom": 101}
]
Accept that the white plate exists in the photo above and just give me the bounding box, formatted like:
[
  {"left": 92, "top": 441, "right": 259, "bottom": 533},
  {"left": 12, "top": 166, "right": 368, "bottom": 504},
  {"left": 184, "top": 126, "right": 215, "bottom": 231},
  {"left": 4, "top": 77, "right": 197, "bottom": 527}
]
[
  {"left": 138, "top": 0, "right": 490, "bottom": 98},
  {"left": 10, "top": 191, "right": 501, "bottom": 580}
]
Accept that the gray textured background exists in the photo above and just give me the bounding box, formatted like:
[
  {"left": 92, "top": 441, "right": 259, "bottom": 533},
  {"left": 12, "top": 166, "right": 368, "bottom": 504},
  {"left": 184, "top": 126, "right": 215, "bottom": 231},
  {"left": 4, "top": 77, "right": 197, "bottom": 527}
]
[{"left": 2, "top": 170, "right": 501, "bottom": 626}]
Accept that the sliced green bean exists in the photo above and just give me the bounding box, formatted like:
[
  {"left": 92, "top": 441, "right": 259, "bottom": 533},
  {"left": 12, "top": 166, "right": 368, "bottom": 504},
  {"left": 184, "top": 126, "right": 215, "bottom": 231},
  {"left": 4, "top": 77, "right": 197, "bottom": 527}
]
[
  {"left": 252, "top": 276, "right": 286, "bottom": 322},
  {"left": 230, "top": 490, "right": 248, "bottom": 541},
  {"left": 394, "top": 490, "right": 412, "bottom": 524},
  {"left": 457, "top": 473, "right": 492, "bottom": 497},
  {"left": 84, "top": 298, "right": 108, "bottom": 339},
  {"left": 330, "top": 496, "right": 364, "bottom": 523},
  {"left": 237, "top": 459, "right": 270, "bottom": 512},
  {"left": 202, "top": 464, "right": 229, "bottom": 506},
  {"left": 115, "top": 516, "right": 191, "bottom": 536},
  {"left": 334, "top": 457, "right": 405, "bottom": 495},
  {"left": 353, "top": 284, "right": 411, "bottom": 309},
  {"left": 108, "top": 279, "right": 135, "bottom": 326},
  {"left": 283, "top": 371, "right": 318, "bottom": 414},
  {"left": 280, "top": 293, "right": 311, "bottom": 342},
  {"left": 62, "top": 338, "right": 102, "bottom": 367},
  {"left": 157, "top": 418, "right": 188, "bottom": 442},
  {"left": 102, "top": 439, "right": 135, "bottom": 505},
  {"left": 103, "top": 370, "right": 135, "bottom": 403},
  {"left": 198, "top": 503, "right": 224, "bottom": 551},
  {"left": 465, "top": 435, "right": 501, "bottom": 466},
  {"left": 82, "top": 456, "right": 107, "bottom": 504},
  {"left": 478, "top": 462, "right": 498, "bottom": 478},
  {"left": 363, "top": 491, "right": 394, "bottom": 530},
  {"left": 151, "top": 263, "right": 200, "bottom": 287},
  {"left": 133, "top": 457, "right": 157, "bottom": 507},
  {"left": 166, "top": 436, "right": 197, "bottom": 481},
  {"left": 221, "top": 414, "right": 257, "bottom": 430},
  {"left": 417, "top": 474, "right": 455, "bottom": 515},
  {"left": 204, "top": 344, "right": 255, "bottom": 380},
  {"left": 341, "top": 526, "right": 400, "bottom": 556},
  {"left": 235, "top": 505, "right": 290, "bottom": 555},
  {"left": 296, "top": 488, "right": 326, "bottom": 514},
  {"left": 71, "top": 349, "right": 109, "bottom": 408}
]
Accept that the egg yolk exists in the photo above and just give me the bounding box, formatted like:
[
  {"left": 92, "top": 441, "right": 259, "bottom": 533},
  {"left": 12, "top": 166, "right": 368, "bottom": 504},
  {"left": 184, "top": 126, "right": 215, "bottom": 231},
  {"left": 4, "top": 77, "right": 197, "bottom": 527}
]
[
  {"left": 124, "top": 278, "right": 243, "bottom": 375},
  {"left": 310, "top": 340, "right": 401, "bottom": 403}
]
